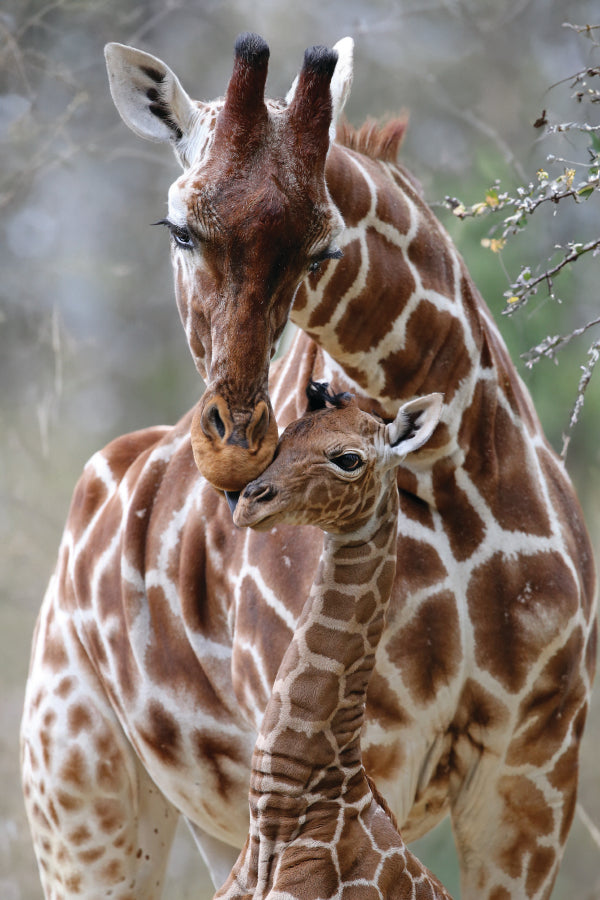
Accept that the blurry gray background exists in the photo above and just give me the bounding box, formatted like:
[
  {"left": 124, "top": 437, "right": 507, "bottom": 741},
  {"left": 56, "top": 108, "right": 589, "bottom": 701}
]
[{"left": 1, "top": 0, "right": 599, "bottom": 897}]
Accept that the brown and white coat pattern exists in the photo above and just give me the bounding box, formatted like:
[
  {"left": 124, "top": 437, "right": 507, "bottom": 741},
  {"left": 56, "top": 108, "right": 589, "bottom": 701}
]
[
  {"left": 20, "top": 33, "right": 596, "bottom": 900},
  {"left": 216, "top": 384, "right": 449, "bottom": 900}
]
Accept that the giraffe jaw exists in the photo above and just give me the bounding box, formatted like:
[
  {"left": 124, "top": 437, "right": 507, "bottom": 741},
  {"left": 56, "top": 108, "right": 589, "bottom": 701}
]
[{"left": 232, "top": 503, "right": 285, "bottom": 531}]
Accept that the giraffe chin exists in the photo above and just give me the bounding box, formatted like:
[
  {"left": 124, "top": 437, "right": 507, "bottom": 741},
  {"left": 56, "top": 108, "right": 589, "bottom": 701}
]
[
  {"left": 233, "top": 506, "right": 280, "bottom": 531},
  {"left": 190, "top": 414, "right": 279, "bottom": 492}
]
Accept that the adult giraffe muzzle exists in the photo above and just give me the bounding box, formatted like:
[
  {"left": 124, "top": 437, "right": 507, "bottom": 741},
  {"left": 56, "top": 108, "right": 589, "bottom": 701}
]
[{"left": 105, "top": 33, "right": 352, "bottom": 490}]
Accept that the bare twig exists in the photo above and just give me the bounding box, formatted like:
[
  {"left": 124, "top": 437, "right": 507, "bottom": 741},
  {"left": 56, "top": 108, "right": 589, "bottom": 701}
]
[
  {"left": 522, "top": 315, "right": 600, "bottom": 367},
  {"left": 561, "top": 337, "right": 600, "bottom": 459}
]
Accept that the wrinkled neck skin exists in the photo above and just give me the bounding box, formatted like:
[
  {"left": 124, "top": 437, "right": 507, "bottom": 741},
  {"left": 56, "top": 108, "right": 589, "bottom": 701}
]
[{"left": 248, "top": 484, "right": 398, "bottom": 849}]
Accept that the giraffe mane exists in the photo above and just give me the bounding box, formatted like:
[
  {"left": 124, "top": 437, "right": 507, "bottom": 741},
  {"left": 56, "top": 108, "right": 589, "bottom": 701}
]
[
  {"left": 305, "top": 380, "right": 354, "bottom": 411},
  {"left": 336, "top": 115, "right": 408, "bottom": 163}
]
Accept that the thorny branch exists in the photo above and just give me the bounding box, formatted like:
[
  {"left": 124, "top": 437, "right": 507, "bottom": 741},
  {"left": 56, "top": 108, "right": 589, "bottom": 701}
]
[
  {"left": 443, "top": 24, "right": 600, "bottom": 458},
  {"left": 503, "top": 236, "right": 600, "bottom": 314},
  {"left": 523, "top": 314, "right": 600, "bottom": 367},
  {"left": 561, "top": 338, "right": 600, "bottom": 459}
]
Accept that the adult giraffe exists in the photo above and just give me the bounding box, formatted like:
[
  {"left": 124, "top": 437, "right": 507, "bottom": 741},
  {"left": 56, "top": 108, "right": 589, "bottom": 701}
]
[{"left": 21, "top": 33, "right": 596, "bottom": 900}]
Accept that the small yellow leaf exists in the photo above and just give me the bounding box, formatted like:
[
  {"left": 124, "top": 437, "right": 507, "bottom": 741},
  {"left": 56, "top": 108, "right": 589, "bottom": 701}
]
[
  {"left": 481, "top": 237, "right": 505, "bottom": 253},
  {"left": 506, "top": 295, "right": 519, "bottom": 304}
]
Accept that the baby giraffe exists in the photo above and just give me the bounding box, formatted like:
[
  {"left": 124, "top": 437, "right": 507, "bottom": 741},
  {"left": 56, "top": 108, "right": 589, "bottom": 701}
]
[{"left": 218, "top": 382, "right": 451, "bottom": 900}]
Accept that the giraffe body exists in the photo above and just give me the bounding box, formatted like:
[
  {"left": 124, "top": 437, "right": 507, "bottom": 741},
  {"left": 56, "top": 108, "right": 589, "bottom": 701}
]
[
  {"left": 21, "top": 34, "right": 596, "bottom": 900},
  {"left": 215, "top": 383, "right": 449, "bottom": 900}
]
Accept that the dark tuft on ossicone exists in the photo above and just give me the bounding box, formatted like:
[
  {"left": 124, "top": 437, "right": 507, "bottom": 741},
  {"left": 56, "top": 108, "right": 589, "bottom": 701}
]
[
  {"left": 234, "top": 33, "right": 270, "bottom": 66},
  {"left": 306, "top": 380, "right": 353, "bottom": 412},
  {"left": 302, "top": 45, "right": 338, "bottom": 78}
]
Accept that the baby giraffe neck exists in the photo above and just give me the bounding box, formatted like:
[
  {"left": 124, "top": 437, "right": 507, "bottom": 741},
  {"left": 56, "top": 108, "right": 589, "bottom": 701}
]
[{"left": 250, "top": 492, "right": 399, "bottom": 836}]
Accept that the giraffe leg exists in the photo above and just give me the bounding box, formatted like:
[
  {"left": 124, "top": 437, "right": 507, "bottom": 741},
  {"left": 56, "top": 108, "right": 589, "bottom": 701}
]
[
  {"left": 450, "top": 725, "right": 584, "bottom": 900},
  {"left": 185, "top": 818, "right": 240, "bottom": 890},
  {"left": 20, "top": 599, "right": 178, "bottom": 899}
]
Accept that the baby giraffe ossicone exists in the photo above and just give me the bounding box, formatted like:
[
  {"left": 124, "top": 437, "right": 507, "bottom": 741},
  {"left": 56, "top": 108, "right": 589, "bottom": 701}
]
[{"left": 219, "top": 382, "right": 450, "bottom": 900}]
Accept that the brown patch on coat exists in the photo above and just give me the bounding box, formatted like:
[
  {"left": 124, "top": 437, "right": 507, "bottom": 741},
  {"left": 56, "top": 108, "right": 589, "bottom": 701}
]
[
  {"left": 408, "top": 223, "right": 456, "bottom": 299},
  {"left": 193, "top": 732, "right": 245, "bottom": 800},
  {"left": 463, "top": 403, "right": 552, "bottom": 537},
  {"left": 94, "top": 797, "right": 125, "bottom": 834},
  {"left": 334, "top": 230, "right": 416, "bottom": 355},
  {"left": 496, "top": 775, "right": 555, "bottom": 883},
  {"left": 387, "top": 591, "right": 461, "bottom": 705},
  {"left": 60, "top": 745, "right": 89, "bottom": 791},
  {"left": 138, "top": 700, "right": 182, "bottom": 766},
  {"left": 468, "top": 551, "right": 579, "bottom": 694},
  {"left": 67, "top": 703, "right": 92, "bottom": 736},
  {"left": 432, "top": 461, "right": 486, "bottom": 562},
  {"left": 395, "top": 535, "right": 448, "bottom": 593},
  {"left": 507, "top": 627, "right": 587, "bottom": 767},
  {"left": 380, "top": 301, "right": 472, "bottom": 402},
  {"left": 537, "top": 444, "right": 597, "bottom": 621}
]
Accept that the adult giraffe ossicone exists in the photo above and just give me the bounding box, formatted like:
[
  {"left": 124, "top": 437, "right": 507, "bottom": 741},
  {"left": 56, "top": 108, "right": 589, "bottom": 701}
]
[
  {"left": 219, "top": 383, "right": 450, "bottom": 900},
  {"left": 21, "top": 33, "right": 596, "bottom": 900}
]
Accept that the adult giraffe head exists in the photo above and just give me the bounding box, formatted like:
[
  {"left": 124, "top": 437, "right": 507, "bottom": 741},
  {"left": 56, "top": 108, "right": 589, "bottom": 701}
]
[{"left": 104, "top": 33, "right": 353, "bottom": 490}]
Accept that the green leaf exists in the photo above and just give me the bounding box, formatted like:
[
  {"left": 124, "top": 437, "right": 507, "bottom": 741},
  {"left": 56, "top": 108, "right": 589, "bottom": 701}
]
[
  {"left": 577, "top": 185, "right": 596, "bottom": 199},
  {"left": 590, "top": 132, "right": 600, "bottom": 154}
]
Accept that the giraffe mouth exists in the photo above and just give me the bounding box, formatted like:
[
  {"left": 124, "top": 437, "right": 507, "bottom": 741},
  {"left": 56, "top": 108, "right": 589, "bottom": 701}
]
[{"left": 232, "top": 504, "right": 282, "bottom": 531}]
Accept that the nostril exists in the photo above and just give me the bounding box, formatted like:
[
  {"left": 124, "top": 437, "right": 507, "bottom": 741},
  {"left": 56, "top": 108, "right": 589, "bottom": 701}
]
[
  {"left": 247, "top": 402, "right": 269, "bottom": 447},
  {"left": 204, "top": 404, "right": 225, "bottom": 439},
  {"left": 242, "top": 482, "right": 277, "bottom": 503}
]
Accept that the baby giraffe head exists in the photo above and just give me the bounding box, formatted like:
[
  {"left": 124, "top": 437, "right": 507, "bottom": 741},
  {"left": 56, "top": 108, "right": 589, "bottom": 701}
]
[{"left": 232, "top": 382, "right": 443, "bottom": 537}]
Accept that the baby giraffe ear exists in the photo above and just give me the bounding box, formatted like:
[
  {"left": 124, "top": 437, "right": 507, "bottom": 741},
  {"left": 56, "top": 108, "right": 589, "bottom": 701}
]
[
  {"left": 105, "top": 43, "right": 201, "bottom": 163},
  {"left": 385, "top": 393, "right": 443, "bottom": 458}
]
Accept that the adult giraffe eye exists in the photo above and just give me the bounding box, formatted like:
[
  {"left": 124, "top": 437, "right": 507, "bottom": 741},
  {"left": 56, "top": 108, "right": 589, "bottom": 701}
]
[
  {"left": 308, "top": 246, "right": 343, "bottom": 273},
  {"left": 152, "top": 219, "right": 195, "bottom": 250},
  {"left": 171, "top": 225, "right": 194, "bottom": 249},
  {"left": 331, "top": 452, "right": 363, "bottom": 472}
]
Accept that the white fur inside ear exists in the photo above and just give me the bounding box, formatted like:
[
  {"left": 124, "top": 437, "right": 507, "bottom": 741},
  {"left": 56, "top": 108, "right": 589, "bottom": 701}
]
[
  {"left": 329, "top": 37, "right": 354, "bottom": 140},
  {"left": 386, "top": 393, "right": 443, "bottom": 459},
  {"left": 104, "top": 42, "right": 197, "bottom": 150}
]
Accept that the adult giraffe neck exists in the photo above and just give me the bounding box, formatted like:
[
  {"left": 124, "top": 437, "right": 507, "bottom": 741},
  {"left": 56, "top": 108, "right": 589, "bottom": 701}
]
[
  {"left": 249, "top": 492, "right": 399, "bottom": 832},
  {"left": 291, "top": 140, "right": 489, "bottom": 418}
]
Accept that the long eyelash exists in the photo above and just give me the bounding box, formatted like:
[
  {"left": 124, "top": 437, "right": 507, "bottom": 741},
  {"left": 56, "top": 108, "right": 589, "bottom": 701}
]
[{"left": 151, "top": 218, "right": 194, "bottom": 248}]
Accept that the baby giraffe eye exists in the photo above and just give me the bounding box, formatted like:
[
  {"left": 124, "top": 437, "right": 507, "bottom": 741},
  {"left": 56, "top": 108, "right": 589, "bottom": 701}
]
[{"left": 330, "top": 452, "right": 363, "bottom": 472}]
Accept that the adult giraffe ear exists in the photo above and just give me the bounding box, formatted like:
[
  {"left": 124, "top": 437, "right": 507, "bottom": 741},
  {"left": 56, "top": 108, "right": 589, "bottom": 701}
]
[
  {"left": 285, "top": 36, "right": 354, "bottom": 143},
  {"left": 385, "top": 393, "right": 444, "bottom": 459},
  {"left": 104, "top": 43, "right": 201, "bottom": 164}
]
